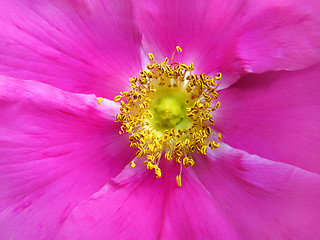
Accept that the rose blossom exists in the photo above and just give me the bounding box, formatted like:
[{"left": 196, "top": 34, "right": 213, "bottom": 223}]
[{"left": 0, "top": 0, "right": 320, "bottom": 239}]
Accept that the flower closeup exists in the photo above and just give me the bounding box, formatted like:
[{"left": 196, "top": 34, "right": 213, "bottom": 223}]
[{"left": 1, "top": 0, "right": 320, "bottom": 240}]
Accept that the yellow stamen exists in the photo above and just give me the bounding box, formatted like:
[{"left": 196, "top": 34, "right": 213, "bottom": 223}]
[
  {"left": 218, "top": 132, "right": 222, "bottom": 141},
  {"left": 209, "top": 141, "right": 220, "bottom": 149},
  {"left": 104, "top": 46, "right": 222, "bottom": 186},
  {"left": 154, "top": 165, "right": 162, "bottom": 178},
  {"left": 176, "top": 46, "right": 183, "bottom": 52},
  {"left": 176, "top": 174, "right": 182, "bottom": 187},
  {"left": 97, "top": 97, "right": 104, "bottom": 105},
  {"left": 216, "top": 72, "right": 222, "bottom": 80},
  {"left": 148, "top": 53, "right": 154, "bottom": 61},
  {"left": 130, "top": 160, "right": 136, "bottom": 168},
  {"left": 114, "top": 95, "right": 122, "bottom": 102}
]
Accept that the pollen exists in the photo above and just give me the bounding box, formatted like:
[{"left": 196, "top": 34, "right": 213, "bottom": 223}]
[{"left": 99, "top": 46, "right": 222, "bottom": 187}]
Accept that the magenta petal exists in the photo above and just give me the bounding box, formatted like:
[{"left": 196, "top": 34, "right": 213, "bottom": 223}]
[
  {"left": 194, "top": 145, "right": 320, "bottom": 240},
  {"left": 215, "top": 63, "right": 320, "bottom": 173},
  {"left": 0, "top": 0, "right": 141, "bottom": 97},
  {"left": 0, "top": 77, "right": 135, "bottom": 239},
  {"left": 237, "top": 0, "right": 320, "bottom": 73},
  {"left": 56, "top": 161, "right": 240, "bottom": 240},
  {"left": 134, "top": 0, "right": 245, "bottom": 88}
]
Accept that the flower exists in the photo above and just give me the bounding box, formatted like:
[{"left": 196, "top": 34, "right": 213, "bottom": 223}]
[{"left": 0, "top": 0, "right": 320, "bottom": 239}]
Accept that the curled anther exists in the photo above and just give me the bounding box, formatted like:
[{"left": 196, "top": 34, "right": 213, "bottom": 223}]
[
  {"left": 215, "top": 72, "right": 222, "bottom": 80},
  {"left": 148, "top": 53, "right": 154, "bottom": 61},
  {"left": 130, "top": 160, "right": 136, "bottom": 168},
  {"left": 209, "top": 141, "right": 220, "bottom": 149},
  {"left": 97, "top": 97, "right": 104, "bottom": 105}
]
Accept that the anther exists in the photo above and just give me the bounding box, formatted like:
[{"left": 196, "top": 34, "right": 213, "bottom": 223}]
[
  {"left": 176, "top": 174, "right": 182, "bottom": 187},
  {"left": 97, "top": 97, "right": 104, "bottom": 105},
  {"left": 114, "top": 95, "right": 122, "bottom": 102},
  {"left": 130, "top": 161, "right": 136, "bottom": 168},
  {"left": 148, "top": 53, "right": 154, "bottom": 61}
]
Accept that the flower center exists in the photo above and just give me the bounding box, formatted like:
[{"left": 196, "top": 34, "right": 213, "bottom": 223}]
[
  {"left": 98, "top": 46, "right": 222, "bottom": 186},
  {"left": 149, "top": 88, "right": 191, "bottom": 131},
  {"left": 152, "top": 95, "right": 184, "bottom": 128}
]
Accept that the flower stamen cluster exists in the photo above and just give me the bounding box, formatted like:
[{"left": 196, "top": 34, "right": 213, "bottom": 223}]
[{"left": 99, "top": 47, "right": 222, "bottom": 186}]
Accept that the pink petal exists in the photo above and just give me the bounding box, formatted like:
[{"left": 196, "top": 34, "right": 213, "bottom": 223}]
[
  {"left": 0, "top": 0, "right": 141, "bottom": 97},
  {"left": 237, "top": 0, "right": 320, "bottom": 73},
  {"left": 214, "top": 63, "right": 320, "bottom": 173},
  {"left": 0, "top": 77, "right": 135, "bottom": 239},
  {"left": 133, "top": 0, "right": 245, "bottom": 88},
  {"left": 193, "top": 145, "right": 320, "bottom": 240},
  {"left": 56, "top": 160, "right": 240, "bottom": 240}
]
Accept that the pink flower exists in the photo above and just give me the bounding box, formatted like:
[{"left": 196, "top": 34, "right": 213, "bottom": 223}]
[{"left": 1, "top": 0, "right": 320, "bottom": 239}]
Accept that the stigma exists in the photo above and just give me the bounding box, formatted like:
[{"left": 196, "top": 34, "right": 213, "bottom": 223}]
[{"left": 99, "top": 46, "right": 221, "bottom": 187}]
